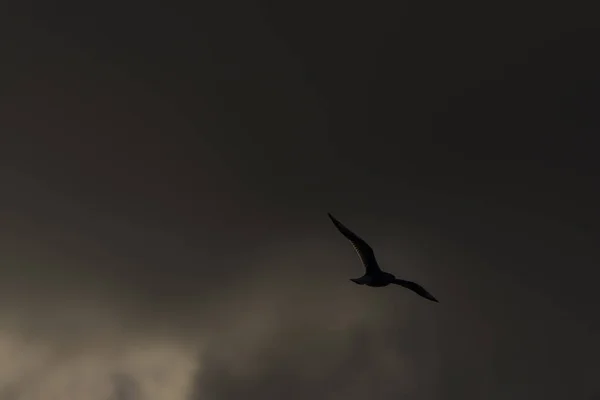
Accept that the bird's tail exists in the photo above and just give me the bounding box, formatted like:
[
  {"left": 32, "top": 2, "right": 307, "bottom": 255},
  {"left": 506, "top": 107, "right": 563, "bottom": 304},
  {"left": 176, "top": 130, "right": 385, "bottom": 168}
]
[{"left": 351, "top": 275, "right": 371, "bottom": 285}]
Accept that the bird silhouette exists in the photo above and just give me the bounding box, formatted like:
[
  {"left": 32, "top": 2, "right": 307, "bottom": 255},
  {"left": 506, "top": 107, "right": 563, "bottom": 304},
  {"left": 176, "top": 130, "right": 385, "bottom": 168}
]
[{"left": 328, "top": 213, "right": 439, "bottom": 303}]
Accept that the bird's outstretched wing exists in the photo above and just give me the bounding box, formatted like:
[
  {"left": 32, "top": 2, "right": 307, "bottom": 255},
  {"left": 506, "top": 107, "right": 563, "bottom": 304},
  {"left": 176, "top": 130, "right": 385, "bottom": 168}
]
[
  {"left": 328, "top": 213, "right": 381, "bottom": 274},
  {"left": 393, "top": 279, "right": 439, "bottom": 302}
]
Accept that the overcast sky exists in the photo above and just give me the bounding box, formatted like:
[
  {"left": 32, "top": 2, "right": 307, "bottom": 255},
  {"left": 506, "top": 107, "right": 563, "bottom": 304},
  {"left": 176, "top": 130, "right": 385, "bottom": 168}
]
[{"left": 1, "top": 2, "right": 599, "bottom": 400}]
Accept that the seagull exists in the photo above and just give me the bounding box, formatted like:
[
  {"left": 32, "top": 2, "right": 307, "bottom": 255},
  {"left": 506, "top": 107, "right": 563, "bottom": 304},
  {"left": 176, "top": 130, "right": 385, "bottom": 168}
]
[{"left": 328, "top": 213, "right": 439, "bottom": 303}]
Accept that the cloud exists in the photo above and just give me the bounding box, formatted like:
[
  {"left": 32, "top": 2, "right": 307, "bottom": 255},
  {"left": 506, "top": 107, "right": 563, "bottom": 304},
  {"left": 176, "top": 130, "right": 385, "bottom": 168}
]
[
  {"left": 1, "top": 178, "right": 596, "bottom": 400},
  {"left": 0, "top": 226, "right": 437, "bottom": 400}
]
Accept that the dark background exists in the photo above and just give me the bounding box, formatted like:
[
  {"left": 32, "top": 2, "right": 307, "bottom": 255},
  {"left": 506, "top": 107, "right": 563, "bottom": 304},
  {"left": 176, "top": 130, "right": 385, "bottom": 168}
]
[{"left": 0, "top": 2, "right": 598, "bottom": 399}]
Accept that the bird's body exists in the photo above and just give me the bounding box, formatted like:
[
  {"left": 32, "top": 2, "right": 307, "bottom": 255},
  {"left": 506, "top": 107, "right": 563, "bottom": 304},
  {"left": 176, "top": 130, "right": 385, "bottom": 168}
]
[
  {"left": 350, "top": 272, "right": 395, "bottom": 287},
  {"left": 328, "top": 213, "right": 439, "bottom": 303}
]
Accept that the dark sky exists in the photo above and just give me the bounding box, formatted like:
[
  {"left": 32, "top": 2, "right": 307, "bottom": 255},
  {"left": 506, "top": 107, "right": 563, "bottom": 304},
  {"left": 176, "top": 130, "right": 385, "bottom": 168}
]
[{"left": 1, "top": 2, "right": 599, "bottom": 399}]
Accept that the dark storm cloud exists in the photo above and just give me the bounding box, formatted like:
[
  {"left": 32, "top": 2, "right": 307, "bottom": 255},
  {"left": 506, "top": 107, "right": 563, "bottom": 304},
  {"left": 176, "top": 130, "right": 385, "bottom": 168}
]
[{"left": 1, "top": 2, "right": 599, "bottom": 400}]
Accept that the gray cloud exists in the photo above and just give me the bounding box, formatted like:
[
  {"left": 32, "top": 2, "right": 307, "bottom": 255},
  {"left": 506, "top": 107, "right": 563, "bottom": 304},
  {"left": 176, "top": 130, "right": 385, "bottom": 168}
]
[
  {"left": 1, "top": 185, "right": 596, "bottom": 400},
  {"left": 1, "top": 4, "right": 599, "bottom": 400}
]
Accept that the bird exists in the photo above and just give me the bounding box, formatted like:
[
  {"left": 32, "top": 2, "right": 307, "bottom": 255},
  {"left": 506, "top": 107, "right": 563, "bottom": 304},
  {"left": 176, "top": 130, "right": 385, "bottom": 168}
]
[{"left": 328, "top": 213, "right": 439, "bottom": 303}]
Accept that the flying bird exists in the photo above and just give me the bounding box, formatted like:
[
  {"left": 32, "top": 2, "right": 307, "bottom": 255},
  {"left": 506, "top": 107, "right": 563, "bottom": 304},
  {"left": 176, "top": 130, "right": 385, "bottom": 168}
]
[{"left": 328, "top": 213, "right": 439, "bottom": 303}]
